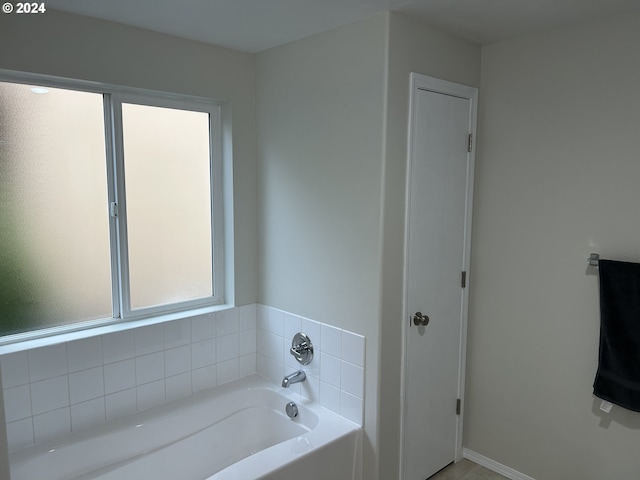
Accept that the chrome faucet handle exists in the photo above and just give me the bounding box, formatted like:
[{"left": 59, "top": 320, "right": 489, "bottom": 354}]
[
  {"left": 289, "top": 341, "right": 309, "bottom": 361},
  {"left": 289, "top": 332, "right": 313, "bottom": 365},
  {"left": 289, "top": 345, "right": 304, "bottom": 362}
]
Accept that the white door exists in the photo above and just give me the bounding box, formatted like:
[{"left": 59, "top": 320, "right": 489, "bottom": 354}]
[{"left": 401, "top": 74, "right": 477, "bottom": 480}]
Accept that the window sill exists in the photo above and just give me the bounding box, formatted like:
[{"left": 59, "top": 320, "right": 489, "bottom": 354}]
[{"left": 0, "top": 304, "right": 235, "bottom": 355}]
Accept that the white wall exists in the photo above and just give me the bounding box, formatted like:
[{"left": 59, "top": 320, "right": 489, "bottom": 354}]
[
  {"left": 0, "top": 9, "right": 258, "bottom": 305},
  {"left": 378, "top": 12, "right": 480, "bottom": 479},
  {"left": 256, "top": 14, "right": 388, "bottom": 480},
  {"left": 256, "top": 12, "right": 482, "bottom": 478},
  {"left": 466, "top": 14, "right": 640, "bottom": 480}
]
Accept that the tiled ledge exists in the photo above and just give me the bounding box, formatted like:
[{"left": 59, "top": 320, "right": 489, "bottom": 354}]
[{"left": 0, "top": 305, "right": 257, "bottom": 452}]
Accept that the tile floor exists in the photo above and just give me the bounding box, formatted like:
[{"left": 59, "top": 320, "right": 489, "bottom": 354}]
[{"left": 428, "top": 459, "right": 509, "bottom": 480}]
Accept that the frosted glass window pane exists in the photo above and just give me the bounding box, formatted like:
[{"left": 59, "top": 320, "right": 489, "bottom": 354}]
[
  {"left": 122, "top": 103, "right": 212, "bottom": 310},
  {"left": 0, "top": 82, "right": 112, "bottom": 335}
]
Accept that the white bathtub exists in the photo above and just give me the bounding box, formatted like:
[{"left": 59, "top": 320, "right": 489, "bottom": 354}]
[{"left": 9, "top": 375, "right": 362, "bottom": 480}]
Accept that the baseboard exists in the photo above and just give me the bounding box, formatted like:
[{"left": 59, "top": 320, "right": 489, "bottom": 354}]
[{"left": 463, "top": 448, "right": 536, "bottom": 480}]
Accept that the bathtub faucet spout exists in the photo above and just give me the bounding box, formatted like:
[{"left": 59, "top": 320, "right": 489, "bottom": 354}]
[{"left": 282, "top": 370, "right": 306, "bottom": 388}]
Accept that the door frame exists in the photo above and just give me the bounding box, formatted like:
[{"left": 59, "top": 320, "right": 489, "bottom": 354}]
[{"left": 399, "top": 73, "right": 478, "bottom": 478}]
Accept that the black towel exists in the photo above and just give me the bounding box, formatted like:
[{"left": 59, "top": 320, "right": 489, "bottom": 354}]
[{"left": 593, "top": 259, "right": 640, "bottom": 412}]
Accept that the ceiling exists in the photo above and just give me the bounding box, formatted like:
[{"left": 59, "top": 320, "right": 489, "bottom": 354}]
[{"left": 45, "top": 0, "right": 640, "bottom": 53}]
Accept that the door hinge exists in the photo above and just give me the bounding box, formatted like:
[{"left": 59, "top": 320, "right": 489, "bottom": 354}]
[
  {"left": 110, "top": 202, "right": 118, "bottom": 218},
  {"left": 467, "top": 133, "right": 473, "bottom": 153},
  {"left": 456, "top": 398, "right": 461, "bottom": 415},
  {"left": 461, "top": 271, "right": 467, "bottom": 288}
]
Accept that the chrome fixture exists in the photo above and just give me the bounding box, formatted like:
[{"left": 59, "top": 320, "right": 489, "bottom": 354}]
[
  {"left": 286, "top": 402, "right": 299, "bottom": 418},
  {"left": 289, "top": 332, "right": 313, "bottom": 365},
  {"left": 282, "top": 370, "right": 306, "bottom": 388},
  {"left": 589, "top": 253, "right": 599, "bottom": 267}
]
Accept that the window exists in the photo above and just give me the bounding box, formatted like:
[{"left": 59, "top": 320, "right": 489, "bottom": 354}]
[{"left": 0, "top": 76, "right": 224, "bottom": 340}]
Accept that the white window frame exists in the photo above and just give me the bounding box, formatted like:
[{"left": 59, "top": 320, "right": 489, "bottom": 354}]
[
  {"left": 110, "top": 93, "right": 225, "bottom": 319},
  {"left": 0, "top": 70, "right": 227, "bottom": 346}
]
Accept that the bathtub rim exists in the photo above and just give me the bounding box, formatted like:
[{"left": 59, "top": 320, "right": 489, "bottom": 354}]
[{"left": 10, "top": 374, "right": 362, "bottom": 480}]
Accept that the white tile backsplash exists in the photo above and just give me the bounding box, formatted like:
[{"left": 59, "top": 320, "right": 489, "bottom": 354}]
[
  {"left": 191, "top": 314, "right": 215, "bottom": 341},
  {"left": 3, "top": 385, "right": 31, "bottom": 422},
  {"left": 1, "top": 304, "right": 365, "bottom": 452},
  {"left": 257, "top": 330, "right": 283, "bottom": 362},
  {"left": 300, "top": 317, "right": 322, "bottom": 351},
  {"left": 257, "top": 353, "right": 283, "bottom": 385},
  {"left": 192, "top": 365, "right": 216, "bottom": 392},
  {"left": 256, "top": 305, "right": 269, "bottom": 330},
  {"left": 163, "top": 319, "right": 191, "bottom": 349},
  {"left": 135, "top": 352, "right": 165, "bottom": 386},
  {"left": 134, "top": 324, "right": 164, "bottom": 356},
  {"left": 258, "top": 306, "right": 284, "bottom": 336},
  {"left": 238, "top": 353, "right": 256, "bottom": 377},
  {"left": 238, "top": 304, "right": 257, "bottom": 330},
  {"left": 321, "top": 324, "right": 342, "bottom": 358},
  {"left": 6, "top": 418, "right": 34, "bottom": 451},
  {"left": 341, "top": 331, "right": 365, "bottom": 367},
  {"left": 319, "top": 381, "right": 341, "bottom": 412},
  {"left": 238, "top": 329, "right": 256, "bottom": 356},
  {"left": 105, "top": 388, "right": 136, "bottom": 421},
  {"left": 71, "top": 398, "right": 105, "bottom": 431},
  {"left": 256, "top": 305, "right": 365, "bottom": 425},
  {"left": 192, "top": 338, "right": 216, "bottom": 369},
  {"left": 67, "top": 336, "right": 103, "bottom": 373},
  {"left": 102, "top": 330, "right": 135, "bottom": 364},
  {"left": 216, "top": 309, "right": 239, "bottom": 336},
  {"left": 340, "top": 391, "right": 364, "bottom": 424},
  {"left": 216, "top": 333, "right": 239, "bottom": 362},
  {"left": 33, "top": 407, "right": 71, "bottom": 443},
  {"left": 283, "top": 313, "right": 302, "bottom": 342},
  {"left": 28, "top": 344, "right": 68, "bottom": 382},
  {"left": 69, "top": 367, "right": 104, "bottom": 404},
  {"left": 341, "top": 361, "right": 364, "bottom": 398},
  {"left": 267, "top": 308, "right": 285, "bottom": 336},
  {"left": 137, "top": 380, "right": 165, "bottom": 410},
  {"left": 165, "top": 372, "right": 192, "bottom": 402},
  {"left": 164, "top": 345, "right": 191, "bottom": 377},
  {"left": 31, "top": 376, "right": 69, "bottom": 415},
  {"left": 1, "top": 352, "right": 29, "bottom": 388},
  {"left": 320, "top": 352, "right": 342, "bottom": 388},
  {"left": 104, "top": 359, "right": 136, "bottom": 395},
  {"left": 216, "top": 358, "right": 239, "bottom": 385},
  {"left": 300, "top": 374, "right": 320, "bottom": 402}
]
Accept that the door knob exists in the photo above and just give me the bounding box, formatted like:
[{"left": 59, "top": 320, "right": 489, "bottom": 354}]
[{"left": 412, "top": 312, "right": 430, "bottom": 326}]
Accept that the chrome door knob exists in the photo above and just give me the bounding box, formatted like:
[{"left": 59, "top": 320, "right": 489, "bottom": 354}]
[{"left": 412, "top": 312, "right": 430, "bottom": 326}]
